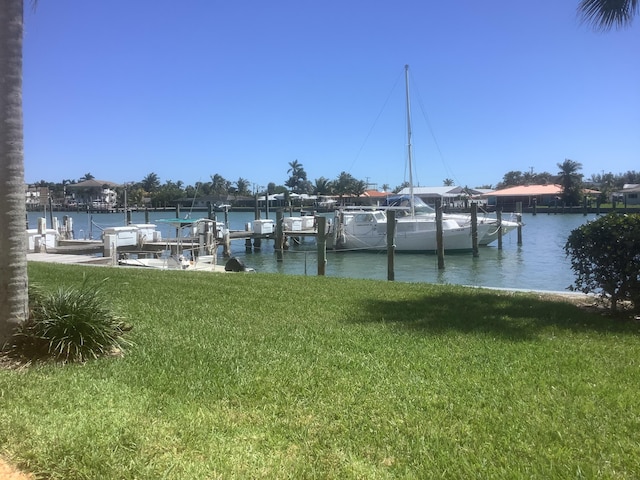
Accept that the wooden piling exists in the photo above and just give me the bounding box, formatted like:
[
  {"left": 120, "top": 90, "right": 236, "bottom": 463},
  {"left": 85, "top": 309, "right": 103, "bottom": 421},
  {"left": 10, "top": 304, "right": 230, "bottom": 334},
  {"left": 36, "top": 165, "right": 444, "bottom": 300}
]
[
  {"left": 516, "top": 202, "right": 522, "bottom": 246},
  {"left": 497, "top": 210, "right": 503, "bottom": 250},
  {"left": 386, "top": 210, "right": 396, "bottom": 281},
  {"left": 275, "top": 210, "right": 284, "bottom": 262},
  {"left": 175, "top": 205, "right": 180, "bottom": 238},
  {"left": 471, "top": 203, "right": 478, "bottom": 258},
  {"left": 255, "top": 194, "right": 260, "bottom": 220},
  {"left": 436, "top": 199, "right": 444, "bottom": 269},
  {"left": 223, "top": 231, "right": 231, "bottom": 257},
  {"left": 316, "top": 216, "right": 327, "bottom": 276}
]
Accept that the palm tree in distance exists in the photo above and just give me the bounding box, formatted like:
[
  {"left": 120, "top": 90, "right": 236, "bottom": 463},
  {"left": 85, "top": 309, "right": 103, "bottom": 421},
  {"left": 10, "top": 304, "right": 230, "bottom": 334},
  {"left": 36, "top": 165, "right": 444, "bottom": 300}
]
[
  {"left": 286, "top": 159, "right": 307, "bottom": 194},
  {"left": 557, "top": 158, "right": 584, "bottom": 206},
  {"left": 0, "top": 0, "right": 28, "bottom": 346},
  {"left": 313, "top": 177, "right": 334, "bottom": 196},
  {"left": 141, "top": 172, "right": 161, "bottom": 193},
  {"left": 578, "top": 0, "right": 639, "bottom": 30}
]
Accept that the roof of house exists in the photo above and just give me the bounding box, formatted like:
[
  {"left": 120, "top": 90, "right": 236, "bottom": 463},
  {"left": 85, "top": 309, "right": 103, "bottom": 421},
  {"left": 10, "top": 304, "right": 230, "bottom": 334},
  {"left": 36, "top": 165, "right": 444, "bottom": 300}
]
[
  {"left": 484, "top": 184, "right": 600, "bottom": 197},
  {"left": 66, "top": 179, "right": 120, "bottom": 189},
  {"left": 620, "top": 184, "right": 640, "bottom": 193},
  {"left": 486, "top": 184, "right": 562, "bottom": 197},
  {"left": 363, "top": 190, "right": 388, "bottom": 198},
  {"left": 397, "top": 186, "right": 481, "bottom": 197}
]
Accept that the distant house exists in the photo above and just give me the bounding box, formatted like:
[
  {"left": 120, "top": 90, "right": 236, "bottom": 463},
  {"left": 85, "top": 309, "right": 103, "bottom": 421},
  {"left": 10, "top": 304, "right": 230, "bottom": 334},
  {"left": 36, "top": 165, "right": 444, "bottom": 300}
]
[
  {"left": 617, "top": 184, "right": 640, "bottom": 206},
  {"left": 482, "top": 184, "right": 599, "bottom": 210},
  {"left": 397, "top": 186, "right": 485, "bottom": 207},
  {"left": 65, "top": 179, "right": 119, "bottom": 210},
  {"left": 482, "top": 184, "right": 562, "bottom": 210},
  {"left": 359, "top": 189, "right": 389, "bottom": 205}
]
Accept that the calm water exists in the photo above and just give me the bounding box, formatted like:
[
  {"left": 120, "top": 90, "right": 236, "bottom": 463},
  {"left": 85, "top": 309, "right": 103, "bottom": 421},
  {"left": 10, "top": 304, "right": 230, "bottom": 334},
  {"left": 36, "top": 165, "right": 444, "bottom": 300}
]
[{"left": 28, "top": 209, "right": 598, "bottom": 293}]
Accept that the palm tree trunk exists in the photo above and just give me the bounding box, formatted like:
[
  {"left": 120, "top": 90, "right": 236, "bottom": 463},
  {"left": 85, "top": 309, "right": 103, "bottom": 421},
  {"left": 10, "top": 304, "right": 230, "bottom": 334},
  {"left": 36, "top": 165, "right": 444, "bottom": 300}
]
[{"left": 0, "top": 0, "right": 28, "bottom": 347}]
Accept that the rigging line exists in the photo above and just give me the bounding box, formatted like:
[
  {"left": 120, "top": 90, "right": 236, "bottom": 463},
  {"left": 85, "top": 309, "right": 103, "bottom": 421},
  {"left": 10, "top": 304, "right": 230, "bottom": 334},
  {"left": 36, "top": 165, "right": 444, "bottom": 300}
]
[
  {"left": 409, "top": 69, "right": 461, "bottom": 186},
  {"left": 347, "top": 67, "right": 405, "bottom": 174}
]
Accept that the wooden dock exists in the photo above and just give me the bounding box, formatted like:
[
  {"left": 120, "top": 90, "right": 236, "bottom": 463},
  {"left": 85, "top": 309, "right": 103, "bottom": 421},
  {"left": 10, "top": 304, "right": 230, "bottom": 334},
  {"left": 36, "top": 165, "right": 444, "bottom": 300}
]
[{"left": 27, "top": 252, "right": 113, "bottom": 266}]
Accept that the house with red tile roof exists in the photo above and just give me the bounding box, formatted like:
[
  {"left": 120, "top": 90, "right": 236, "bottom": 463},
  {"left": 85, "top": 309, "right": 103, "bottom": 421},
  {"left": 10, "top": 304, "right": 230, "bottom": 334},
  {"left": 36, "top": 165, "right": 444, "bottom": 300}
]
[{"left": 481, "top": 184, "right": 599, "bottom": 210}]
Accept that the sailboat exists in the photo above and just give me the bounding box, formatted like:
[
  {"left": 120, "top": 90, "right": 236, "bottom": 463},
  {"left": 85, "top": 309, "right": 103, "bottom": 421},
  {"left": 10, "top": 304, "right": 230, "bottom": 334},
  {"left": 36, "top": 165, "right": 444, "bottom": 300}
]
[
  {"left": 333, "top": 65, "right": 497, "bottom": 252},
  {"left": 381, "top": 194, "right": 520, "bottom": 246}
]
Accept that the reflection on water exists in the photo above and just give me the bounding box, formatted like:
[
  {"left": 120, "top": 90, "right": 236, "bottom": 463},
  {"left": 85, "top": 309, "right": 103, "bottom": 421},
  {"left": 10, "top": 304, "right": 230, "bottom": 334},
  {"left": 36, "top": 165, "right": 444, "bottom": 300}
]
[{"left": 27, "top": 210, "right": 599, "bottom": 292}]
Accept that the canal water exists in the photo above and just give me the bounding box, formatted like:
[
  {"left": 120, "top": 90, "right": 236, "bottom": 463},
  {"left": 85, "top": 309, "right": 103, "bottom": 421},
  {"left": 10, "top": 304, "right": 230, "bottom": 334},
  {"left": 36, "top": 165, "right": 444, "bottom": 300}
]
[{"left": 27, "top": 209, "right": 598, "bottom": 293}]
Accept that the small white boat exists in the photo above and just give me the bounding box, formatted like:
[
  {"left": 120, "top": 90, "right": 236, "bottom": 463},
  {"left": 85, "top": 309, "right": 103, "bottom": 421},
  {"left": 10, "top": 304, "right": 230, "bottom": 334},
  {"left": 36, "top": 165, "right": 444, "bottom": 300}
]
[
  {"left": 117, "top": 218, "right": 228, "bottom": 271},
  {"left": 118, "top": 252, "right": 223, "bottom": 271}
]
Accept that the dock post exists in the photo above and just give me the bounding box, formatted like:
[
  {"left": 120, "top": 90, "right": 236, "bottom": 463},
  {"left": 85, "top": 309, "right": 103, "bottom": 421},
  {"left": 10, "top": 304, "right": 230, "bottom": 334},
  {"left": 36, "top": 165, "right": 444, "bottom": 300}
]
[
  {"left": 497, "top": 210, "right": 503, "bottom": 250},
  {"left": 255, "top": 194, "right": 260, "bottom": 220},
  {"left": 471, "top": 203, "right": 478, "bottom": 257},
  {"left": 386, "top": 210, "right": 395, "bottom": 281},
  {"left": 223, "top": 231, "right": 231, "bottom": 257},
  {"left": 436, "top": 199, "right": 445, "bottom": 269},
  {"left": 316, "top": 216, "right": 327, "bottom": 276},
  {"left": 276, "top": 210, "right": 284, "bottom": 262},
  {"left": 175, "top": 205, "right": 180, "bottom": 238},
  {"left": 516, "top": 202, "right": 523, "bottom": 246}
]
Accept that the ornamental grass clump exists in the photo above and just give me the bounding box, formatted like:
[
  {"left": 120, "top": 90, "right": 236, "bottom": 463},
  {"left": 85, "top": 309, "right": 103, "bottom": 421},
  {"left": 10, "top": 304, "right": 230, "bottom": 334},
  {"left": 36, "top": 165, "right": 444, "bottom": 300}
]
[{"left": 8, "top": 276, "right": 132, "bottom": 363}]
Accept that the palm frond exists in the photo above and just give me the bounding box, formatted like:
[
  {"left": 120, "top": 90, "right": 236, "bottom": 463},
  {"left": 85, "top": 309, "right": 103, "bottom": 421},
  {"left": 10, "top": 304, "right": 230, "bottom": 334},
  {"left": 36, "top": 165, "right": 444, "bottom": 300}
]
[{"left": 578, "top": 0, "right": 639, "bottom": 31}]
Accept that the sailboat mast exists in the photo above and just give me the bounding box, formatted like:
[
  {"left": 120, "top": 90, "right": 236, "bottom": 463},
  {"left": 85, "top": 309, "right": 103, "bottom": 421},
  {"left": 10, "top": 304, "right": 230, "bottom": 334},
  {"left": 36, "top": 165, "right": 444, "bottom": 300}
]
[{"left": 404, "top": 64, "right": 415, "bottom": 217}]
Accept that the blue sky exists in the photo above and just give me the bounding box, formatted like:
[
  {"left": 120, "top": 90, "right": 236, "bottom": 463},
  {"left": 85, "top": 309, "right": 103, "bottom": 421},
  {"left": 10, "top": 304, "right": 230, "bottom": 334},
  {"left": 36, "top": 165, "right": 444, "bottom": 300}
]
[{"left": 23, "top": 1, "right": 639, "bottom": 191}]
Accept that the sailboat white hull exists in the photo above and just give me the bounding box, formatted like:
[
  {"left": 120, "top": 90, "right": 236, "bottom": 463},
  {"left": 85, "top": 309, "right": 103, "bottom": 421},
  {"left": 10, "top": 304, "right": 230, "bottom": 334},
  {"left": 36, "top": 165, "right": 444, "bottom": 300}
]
[
  {"left": 334, "top": 211, "right": 494, "bottom": 252},
  {"left": 440, "top": 214, "right": 520, "bottom": 245}
]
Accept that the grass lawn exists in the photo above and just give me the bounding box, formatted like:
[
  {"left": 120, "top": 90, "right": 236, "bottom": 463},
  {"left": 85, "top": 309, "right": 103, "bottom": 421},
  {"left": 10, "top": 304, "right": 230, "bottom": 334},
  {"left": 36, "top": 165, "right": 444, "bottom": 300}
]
[{"left": 1, "top": 262, "right": 639, "bottom": 479}]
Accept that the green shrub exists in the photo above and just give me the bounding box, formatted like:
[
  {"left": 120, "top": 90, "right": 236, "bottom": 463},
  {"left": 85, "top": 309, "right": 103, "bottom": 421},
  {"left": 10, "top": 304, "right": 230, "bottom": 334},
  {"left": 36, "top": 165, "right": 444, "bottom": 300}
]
[
  {"left": 565, "top": 213, "right": 640, "bottom": 313},
  {"left": 7, "top": 276, "right": 132, "bottom": 363}
]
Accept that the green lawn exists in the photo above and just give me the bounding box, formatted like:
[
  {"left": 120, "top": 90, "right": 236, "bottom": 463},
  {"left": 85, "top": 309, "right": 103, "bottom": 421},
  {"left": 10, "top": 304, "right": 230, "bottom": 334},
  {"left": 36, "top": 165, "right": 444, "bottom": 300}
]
[{"left": 1, "top": 263, "right": 639, "bottom": 479}]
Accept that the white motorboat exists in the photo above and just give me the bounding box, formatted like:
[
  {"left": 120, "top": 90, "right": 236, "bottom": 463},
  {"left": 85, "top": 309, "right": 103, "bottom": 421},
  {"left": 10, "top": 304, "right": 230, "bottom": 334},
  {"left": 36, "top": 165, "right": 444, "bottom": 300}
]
[{"left": 118, "top": 252, "right": 223, "bottom": 271}]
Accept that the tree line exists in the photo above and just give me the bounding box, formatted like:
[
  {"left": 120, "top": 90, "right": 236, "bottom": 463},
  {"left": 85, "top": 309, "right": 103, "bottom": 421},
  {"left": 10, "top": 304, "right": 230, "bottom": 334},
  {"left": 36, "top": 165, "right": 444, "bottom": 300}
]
[
  {"left": 30, "top": 158, "right": 640, "bottom": 208},
  {"left": 29, "top": 160, "right": 385, "bottom": 208}
]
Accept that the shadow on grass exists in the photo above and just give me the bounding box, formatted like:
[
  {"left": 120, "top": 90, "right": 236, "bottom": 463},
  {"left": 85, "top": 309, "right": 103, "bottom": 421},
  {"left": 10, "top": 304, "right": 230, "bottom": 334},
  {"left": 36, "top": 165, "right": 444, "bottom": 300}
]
[{"left": 353, "top": 290, "right": 640, "bottom": 341}]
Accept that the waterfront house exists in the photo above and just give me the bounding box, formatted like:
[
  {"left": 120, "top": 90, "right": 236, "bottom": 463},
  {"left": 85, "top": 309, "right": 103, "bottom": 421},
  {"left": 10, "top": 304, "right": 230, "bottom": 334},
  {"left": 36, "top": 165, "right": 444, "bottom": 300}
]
[
  {"left": 616, "top": 184, "right": 640, "bottom": 206},
  {"left": 397, "top": 186, "right": 486, "bottom": 208},
  {"left": 482, "top": 184, "right": 602, "bottom": 211},
  {"left": 65, "top": 179, "right": 119, "bottom": 211}
]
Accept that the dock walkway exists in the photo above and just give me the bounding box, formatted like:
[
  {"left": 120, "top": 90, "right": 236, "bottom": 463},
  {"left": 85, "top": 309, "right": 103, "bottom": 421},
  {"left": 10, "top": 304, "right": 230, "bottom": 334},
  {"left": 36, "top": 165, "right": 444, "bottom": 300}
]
[{"left": 27, "top": 252, "right": 113, "bottom": 266}]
